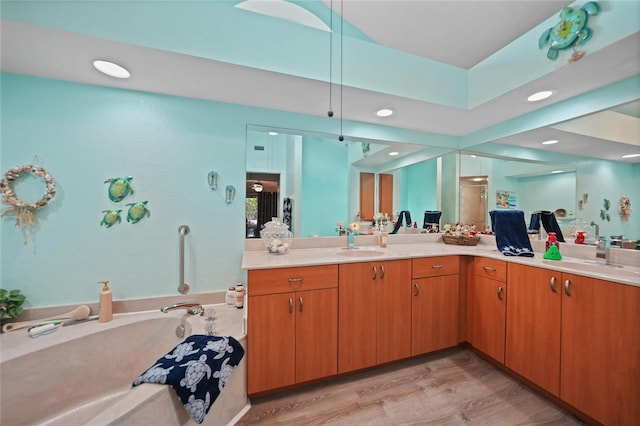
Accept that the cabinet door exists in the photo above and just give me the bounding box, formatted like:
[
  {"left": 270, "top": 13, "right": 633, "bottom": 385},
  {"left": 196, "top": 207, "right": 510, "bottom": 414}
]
[
  {"left": 505, "top": 264, "right": 561, "bottom": 396},
  {"left": 469, "top": 275, "right": 506, "bottom": 363},
  {"left": 412, "top": 274, "right": 459, "bottom": 356},
  {"left": 359, "top": 172, "right": 375, "bottom": 221},
  {"left": 378, "top": 173, "right": 393, "bottom": 218},
  {"left": 338, "top": 262, "right": 378, "bottom": 373},
  {"left": 248, "top": 292, "right": 295, "bottom": 394},
  {"left": 561, "top": 274, "right": 640, "bottom": 425},
  {"left": 377, "top": 259, "right": 412, "bottom": 364},
  {"left": 295, "top": 288, "right": 338, "bottom": 383}
]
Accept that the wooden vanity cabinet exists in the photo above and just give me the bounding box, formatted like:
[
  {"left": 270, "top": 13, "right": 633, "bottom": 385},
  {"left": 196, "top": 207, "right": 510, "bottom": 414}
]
[
  {"left": 411, "top": 256, "right": 459, "bottom": 356},
  {"left": 468, "top": 257, "right": 507, "bottom": 363},
  {"left": 560, "top": 273, "right": 640, "bottom": 425},
  {"left": 338, "top": 259, "right": 411, "bottom": 373},
  {"left": 505, "top": 264, "right": 561, "bottom": 396},
  {"left": 247, "top": 265, "right": 338, "bottom": 395}
]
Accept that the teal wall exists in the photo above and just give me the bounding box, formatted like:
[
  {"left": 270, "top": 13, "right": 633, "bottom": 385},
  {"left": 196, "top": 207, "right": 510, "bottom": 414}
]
[
  {"left": 300, "top": 137, "right": 348, "bottom": 236},
  {"left": 1, "top": 73, "right": 638, "bottom": 309},
  {"left": 401, "top": 159, "right": 438, "bottom": 220}
]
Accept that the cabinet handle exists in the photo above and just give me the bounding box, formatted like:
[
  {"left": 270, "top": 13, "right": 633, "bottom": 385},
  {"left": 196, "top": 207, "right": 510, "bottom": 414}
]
[
  {"left": 289, "top": 298, "right": 293, "bottom": 313},
  {"left": 299, "top": 296, "right": 303, "bottom": 312},
  {"left": 550, "top": 276, "right": 557, "bottom": 293},
  {"left": 380, "top": 265, "right": 385, "bottom": 279},
  {"left": 431, "top": 264, "right": 443, "bottom": 269},
  {"left": 414, "top": 283, "right": 420, "bottom": 296},
  {"left": 288, "top": 277, "right": 303, "bottom": 283},
  {"left": 483, "top": 266, "right": 496, "bottom": 272},
  {"left": 372, "top": 266, "right": 377, "bottom": 280},
  {"left": 497, "top": 286, "right": 504, "bottom": 300},
  {"left": 564, "top": 279, "right": 571, "bottom": 296}
]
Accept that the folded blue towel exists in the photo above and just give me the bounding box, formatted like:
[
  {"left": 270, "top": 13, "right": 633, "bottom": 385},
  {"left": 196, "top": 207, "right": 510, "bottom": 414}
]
[
  {"left": 490, "top": 210, "right": 535, "bottom": 257},
  {"left": 133, "top": 335, "right": 244, "bottom": 424}
]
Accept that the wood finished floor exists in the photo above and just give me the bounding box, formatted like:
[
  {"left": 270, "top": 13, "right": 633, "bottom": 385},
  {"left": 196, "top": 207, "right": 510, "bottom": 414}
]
[{"left": 236, "top": 348, "right": 584, "bottom": 426}]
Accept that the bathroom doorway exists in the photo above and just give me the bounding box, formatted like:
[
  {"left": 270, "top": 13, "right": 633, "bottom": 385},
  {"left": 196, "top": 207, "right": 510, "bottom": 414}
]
[
  {"left": 460, "top": 177, "right": 488, "bottom": 231},
  {"left": 246, "top": 172, "right": 280, "bottom": 238}
]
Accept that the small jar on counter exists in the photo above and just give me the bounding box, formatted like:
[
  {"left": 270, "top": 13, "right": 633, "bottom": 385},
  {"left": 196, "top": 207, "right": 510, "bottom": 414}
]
[
  {"left": 235, "top": 284, "right": 245, "bottom": 309},
  {"left": 225, "top": 287, "right": 236, "bottom": 305}
]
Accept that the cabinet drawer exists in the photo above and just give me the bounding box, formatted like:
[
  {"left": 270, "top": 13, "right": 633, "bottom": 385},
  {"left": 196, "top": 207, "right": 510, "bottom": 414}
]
[
  {"left": 474, "top": 257, "right": 507, "bottom": 282},
  {"left": 412, "top": 256, "right": 459, "bottom": 278},
  {"left": 248, "top": 265, "right": 338, "bottom": 296}
]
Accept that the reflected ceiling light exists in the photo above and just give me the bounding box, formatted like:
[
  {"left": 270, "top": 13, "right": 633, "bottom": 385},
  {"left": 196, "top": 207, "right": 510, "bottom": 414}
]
[
  {"left": 472, "top": 177, "right": 484, "bottom": 182},
  {"left": 252, "top": 182, "right": 264, "bottom": 192},
  {"left": 542, "top": 139, "right": 559, "bottom": 145},
  {"left": 527, "top": 90, "right": 554, "bottom": 102},
  {"left": 235, "top": 0, "right": 331, "bottom": 32},
  {"left": 388, "top": 151, "right": 399, "bottom": 156},
  {"left": 470, "top": 155, "right": 477, "bottom": 158},
  {"left": 268, "top": 132, "right": 278, "bottom": 136},
  {"left": 92, "top": 60, "right": 130, "bottom": 79},
  {"left": 376, "top": 109, "right": 394, "bottom": 117},
  {"left": 551, "top": 170, "right": 563, "bottom": 174},
  {"left": 622, "top": 153, "right": 640, "bottom": 158}
]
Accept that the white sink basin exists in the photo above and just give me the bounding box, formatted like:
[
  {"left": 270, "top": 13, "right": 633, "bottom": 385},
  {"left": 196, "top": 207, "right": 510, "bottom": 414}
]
[{"left": 337, "top": 249, "right": 385, "bottom": 258}]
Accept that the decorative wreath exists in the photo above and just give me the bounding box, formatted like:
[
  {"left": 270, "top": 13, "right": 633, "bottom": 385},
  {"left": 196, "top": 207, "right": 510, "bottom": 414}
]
[
  {"left": 1, "top": 164, "right": 56, "bottom": 244},
  {"left": 619, "top": 196, "right": 631, "bottom": 222}
]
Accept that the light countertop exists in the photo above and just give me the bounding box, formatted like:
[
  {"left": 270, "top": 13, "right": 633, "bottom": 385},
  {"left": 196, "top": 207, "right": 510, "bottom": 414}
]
[{"left": 242, "top": 234, "right": 640, "bottom": 287}]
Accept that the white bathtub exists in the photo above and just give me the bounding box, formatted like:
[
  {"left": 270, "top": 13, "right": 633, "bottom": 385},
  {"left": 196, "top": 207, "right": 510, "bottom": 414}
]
[{"left": 0, "top": 304, "right": 248, "bottom": 426}]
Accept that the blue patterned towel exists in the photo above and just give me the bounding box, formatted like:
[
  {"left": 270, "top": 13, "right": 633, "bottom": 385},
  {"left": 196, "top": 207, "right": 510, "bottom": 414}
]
[
  {"left": 489, "top": 210, "right": 535, "bottom": 257},
  {"left": 133, "top": 335, "right": 244, "bottom": 424}
]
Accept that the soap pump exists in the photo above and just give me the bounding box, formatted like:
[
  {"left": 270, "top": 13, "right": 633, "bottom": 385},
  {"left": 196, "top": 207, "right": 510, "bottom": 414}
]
[{"left": 97, "top": 280, "right": 113, "bottom": 323}]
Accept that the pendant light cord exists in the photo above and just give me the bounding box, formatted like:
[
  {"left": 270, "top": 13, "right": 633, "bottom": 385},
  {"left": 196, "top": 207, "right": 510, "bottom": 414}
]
[
  {"left": 328, "top": 0, "right": 333, "bottom": 118},
  {"left": 339, "top": 0, "right": 344, "bottom": 141}
]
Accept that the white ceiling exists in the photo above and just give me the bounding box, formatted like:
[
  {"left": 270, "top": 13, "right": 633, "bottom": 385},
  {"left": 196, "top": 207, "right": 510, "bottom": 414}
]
[{"left": 1, "top": 1, "right": 639, "bottom": 163}]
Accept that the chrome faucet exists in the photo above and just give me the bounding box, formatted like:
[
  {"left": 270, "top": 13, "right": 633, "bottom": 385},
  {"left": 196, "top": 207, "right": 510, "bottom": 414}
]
[
  {"left": 160, "top": 301, "right": 203, "bottom": 315},
  {"left": 590, "top": 221, "right": 600, "bottom": 242},
  {"left": 595, "top": 236, "right": 613, "bottom": 265}
]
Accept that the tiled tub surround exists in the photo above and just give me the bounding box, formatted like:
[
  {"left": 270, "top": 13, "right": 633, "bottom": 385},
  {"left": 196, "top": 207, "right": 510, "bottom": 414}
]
[
  {"left": 0, "top": 304, "right": 247, "bottom": 426},
  {"left": 243, "top": 233, "right": 640, "bottom": 286}
]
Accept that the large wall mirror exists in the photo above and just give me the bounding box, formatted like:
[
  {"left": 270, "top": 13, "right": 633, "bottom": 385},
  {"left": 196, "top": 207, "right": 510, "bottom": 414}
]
[
  {"left": 245, "top": 126, "right": 455, "bottom": 238},
  {"left": 246, "top": 100, "right": 639, "bottom": 241}
]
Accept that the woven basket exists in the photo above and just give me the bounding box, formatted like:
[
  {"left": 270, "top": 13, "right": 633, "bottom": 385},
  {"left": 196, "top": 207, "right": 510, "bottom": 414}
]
[{"left": 442, "top": 234, "right": 481, "bottom": 246}]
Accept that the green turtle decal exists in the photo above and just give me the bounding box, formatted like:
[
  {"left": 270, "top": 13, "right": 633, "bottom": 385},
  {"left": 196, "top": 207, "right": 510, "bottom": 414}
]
[
  {"left": 126, "top": 201, "right": 150, "bottom": 224},
  {"left": 100, "top": 209, "right": 122, "bottom": 228},
  {"left": 539, "top": 2, "right": 600, "bottom": 62},
  {"left": 104, "top": 176, "right": 135, "bottom": 202}
]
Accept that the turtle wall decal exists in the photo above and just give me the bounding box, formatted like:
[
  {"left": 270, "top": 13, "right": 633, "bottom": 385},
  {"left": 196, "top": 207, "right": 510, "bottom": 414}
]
[
  {"left": 104, "top": 176, "right": 135, "bottom": 202},
  {"left": 539, "top": 1, "right": 600, "bottom": 62},
  {"left": 126, "top": 201, "right": 150, "bottom": 224}
]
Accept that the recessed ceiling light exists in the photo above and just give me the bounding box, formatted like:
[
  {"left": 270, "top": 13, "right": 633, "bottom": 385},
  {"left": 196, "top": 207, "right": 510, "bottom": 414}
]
[
  {"left": 542, "top": 139, "right": 559, "bottom": 145},
  {"left": 376, "top": 109, "right": 394, "bottom": 117},
  {"left": 551, "top": 170, "right": 563, "bottom": 174},
  {"left": 388, "top": 151, "right": 399, "bottom": 156},
  {"left": 268, "top": 132, "right": 278, "bottom": 136},
  {"left": 93, "top": 60, "right": 130, "bottom": 79},
  {"left": 470, "top": 155, "right": 477, "bottom": 158},
  {"left": 527, "top": 90, "right": 554, "bottom": 102},
  {"left": 622, "top": 153, "right": 640, "bottom": 158}
]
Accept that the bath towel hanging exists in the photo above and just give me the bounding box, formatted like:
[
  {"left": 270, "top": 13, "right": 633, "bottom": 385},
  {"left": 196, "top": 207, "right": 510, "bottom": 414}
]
[
  {"left": 529, "top": 210, "right": 565, "bottom": 241},
  {"left": 391, "top": 210, "right": 412, "bottom": 234},
  {"left": 423, "top": 210, "right": 442, "bottom": 228},
  {"left": 490, "top": 209, "right": 535, "bottom": 257}
]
